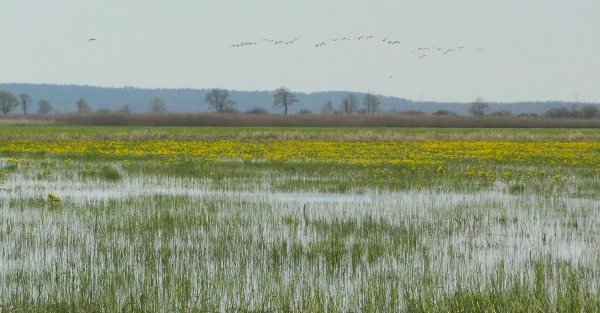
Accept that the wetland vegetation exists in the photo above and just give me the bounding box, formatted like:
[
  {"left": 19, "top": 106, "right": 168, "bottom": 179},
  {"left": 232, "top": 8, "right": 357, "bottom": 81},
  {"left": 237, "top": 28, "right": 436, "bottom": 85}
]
[{"left": 1, "top": 126, "right": 600, "bottom": 312}]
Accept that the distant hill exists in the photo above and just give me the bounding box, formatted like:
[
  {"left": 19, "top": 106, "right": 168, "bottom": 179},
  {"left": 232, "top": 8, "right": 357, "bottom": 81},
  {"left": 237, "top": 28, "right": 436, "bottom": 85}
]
[{"left": 0, "top": 83, "right": 591, "bottom": 115}]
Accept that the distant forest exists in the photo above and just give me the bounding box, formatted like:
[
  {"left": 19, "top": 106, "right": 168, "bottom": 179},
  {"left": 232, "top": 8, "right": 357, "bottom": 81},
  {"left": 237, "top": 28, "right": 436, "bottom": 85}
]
[{"left": 0, "top": 83, "right": 593, "bottom": 116}]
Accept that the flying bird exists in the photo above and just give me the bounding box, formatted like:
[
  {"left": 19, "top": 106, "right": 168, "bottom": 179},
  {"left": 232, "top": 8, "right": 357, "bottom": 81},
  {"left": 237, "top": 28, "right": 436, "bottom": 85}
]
[
  {"left": 89, "top": 38, "right": 96, "bottom": 41},
  {"left": 419, "top": 55, "right": 427, "bottom": 59},
  {"left": 315, "top": 43, "right": 325, "bottom": 47}
]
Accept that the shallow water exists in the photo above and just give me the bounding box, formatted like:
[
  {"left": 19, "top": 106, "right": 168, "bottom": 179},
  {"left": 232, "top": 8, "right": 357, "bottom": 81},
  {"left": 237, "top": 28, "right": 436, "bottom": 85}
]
[{"left": 1, "top": 158, "right": 600, "bottom": 309}]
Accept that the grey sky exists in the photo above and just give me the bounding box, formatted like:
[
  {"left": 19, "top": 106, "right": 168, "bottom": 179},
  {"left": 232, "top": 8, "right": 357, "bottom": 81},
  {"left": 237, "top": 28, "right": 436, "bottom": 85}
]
[{"left": 1, "top": 1, "right": 598, "bottom": 102}]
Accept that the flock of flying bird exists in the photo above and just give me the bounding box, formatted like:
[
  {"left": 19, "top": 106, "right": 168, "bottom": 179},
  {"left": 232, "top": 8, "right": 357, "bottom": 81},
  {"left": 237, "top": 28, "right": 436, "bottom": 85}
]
[{"left": 229, "top": 35, "right": 485, "bottom": 60}]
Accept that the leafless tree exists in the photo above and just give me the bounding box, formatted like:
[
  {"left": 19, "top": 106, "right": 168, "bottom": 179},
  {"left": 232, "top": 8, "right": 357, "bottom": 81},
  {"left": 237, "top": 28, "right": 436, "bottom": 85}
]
[
  {"left": 468, "top": 97, "right": 488, "bottom": 116},
  {"left": 149, "top": 97, "right": 167, "bottom": 113},
  {"left": 19, "top": 93, "right": 32, "bottom": 114},
  {"left": 362, "top": 92, "right": 380, "bottom": 114},
  {"left": 0, "top": 91, "right": 19, "bottom": 114},
  {"left": 205, "top": 89, "right": 236, "bottom": 113},
  {"left": 321, "top": 100, "right": 335, "bottom": 114},
  {"left": 76, "top": 99, "right": 91, "bottom": 114},
  {"left": 273, "top": 87, "right": 298, "bottom": 115},
  {"left": 38, "top": 100, "right": 53, "bottom": 114},
  {"left": 339, "top": 94, "right": 358, "bottom": 114}
]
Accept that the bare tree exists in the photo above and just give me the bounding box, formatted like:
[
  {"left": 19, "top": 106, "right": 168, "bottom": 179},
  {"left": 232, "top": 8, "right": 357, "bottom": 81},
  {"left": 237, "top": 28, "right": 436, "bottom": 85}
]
[
  {"left": 205, "top": 89, "right": 236, "bottom": 113},
  {"left": 362, "top": 92, "right": 380, "bottom": 114},
  {"left": 76, "top": 99, "right": 91, "bottom": 114},
  {"left": 0, "top": 91, "right": 19, "bottom": 114},
  {"left": 273, "top": 87, "right": 298, "bottom": 115},
  {"left": 19, "top": 93, "right": 32, "bottom": 114},
  {"left": 38, "top": 100, "right": 53, "bottom": 114},
  {"left": 321, "top": 100, "right": 335, "bottom": 114},
  {"left": 468, "top": 97, "right": 488, "bottom": 116},
  {"left": 339, "top": 94, "right": 358, "bottom": 114},
  {"left": 149, "top": 97, "right": 166, "bottom": 113}
]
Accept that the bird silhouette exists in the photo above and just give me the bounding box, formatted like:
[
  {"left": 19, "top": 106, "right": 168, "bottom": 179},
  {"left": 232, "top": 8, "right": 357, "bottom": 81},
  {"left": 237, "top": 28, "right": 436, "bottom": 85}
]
[
  {"left": 419, "top": 55, "right": 427, "bottom": 59},
  {"left": 315, "top": 43, "right": 325, "bottom": 47},
  {"left": 89, "top": 38, "right": 96, "bottom": 41}
]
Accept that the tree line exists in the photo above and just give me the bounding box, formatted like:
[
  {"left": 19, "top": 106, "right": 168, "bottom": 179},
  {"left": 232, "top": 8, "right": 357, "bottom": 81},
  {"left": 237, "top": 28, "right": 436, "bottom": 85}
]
[
  {"left": 1, "top": 88, "right": 598, "bottom": 118},
  {"left": 0, "top": 91, "right": 51, "bottom": 114}
]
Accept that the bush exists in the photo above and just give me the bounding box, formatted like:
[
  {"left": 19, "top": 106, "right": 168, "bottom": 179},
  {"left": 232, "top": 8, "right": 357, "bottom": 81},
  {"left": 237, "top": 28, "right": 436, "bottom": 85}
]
[
  {"left": 490, "top": 110, "right": 512, "bottom": 116},
  {"left": 545, "top": 107, "right": 573, "bottom": 118},
  {"left": 579, "top": 105, "right": 598, "bottom": 118},
  {"left": 432, "top": 110, "right": 457, "bottom": 116},
  {"left": 221, "top": 107, "right": 239, "bottom": 114},
  {"left": 245, "top": 107, "right": 269, "bottom": 115},
  {"left": 297, "top": 109, "right": 312, "bottom": 114}
]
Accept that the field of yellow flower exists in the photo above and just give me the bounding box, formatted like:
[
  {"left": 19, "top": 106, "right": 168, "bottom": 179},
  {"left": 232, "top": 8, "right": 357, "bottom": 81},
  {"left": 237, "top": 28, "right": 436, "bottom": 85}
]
[{"left": 2, "top": 138, "right": 600, "bottom": 168}]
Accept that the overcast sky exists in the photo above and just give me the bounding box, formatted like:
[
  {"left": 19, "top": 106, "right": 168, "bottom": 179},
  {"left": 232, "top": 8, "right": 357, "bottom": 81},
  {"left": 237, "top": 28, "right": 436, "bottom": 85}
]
[{"left": 1, "top": 1, "right": 598, "bottom": 103}]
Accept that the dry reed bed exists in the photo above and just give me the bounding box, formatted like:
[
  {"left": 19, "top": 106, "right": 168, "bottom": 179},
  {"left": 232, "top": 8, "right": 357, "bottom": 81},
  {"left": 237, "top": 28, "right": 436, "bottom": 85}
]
[
  {"left": 3, "top": 112, "right": 600, "bottom": 128},
  {"left": 51, "top": 112, "right": 600, "bottom": 128}
]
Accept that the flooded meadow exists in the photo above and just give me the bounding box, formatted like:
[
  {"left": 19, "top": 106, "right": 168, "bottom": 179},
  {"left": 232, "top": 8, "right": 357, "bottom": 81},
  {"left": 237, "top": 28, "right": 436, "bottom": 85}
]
[{"left": 1, "top": 127, "right": 600, "bottom": 312}]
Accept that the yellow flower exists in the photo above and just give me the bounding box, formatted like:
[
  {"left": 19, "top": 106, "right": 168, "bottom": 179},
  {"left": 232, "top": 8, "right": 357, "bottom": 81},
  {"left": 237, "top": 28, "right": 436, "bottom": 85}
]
[{"left": 48, "top": 192, "right": 61, "bottom": 203}]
